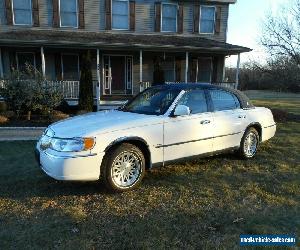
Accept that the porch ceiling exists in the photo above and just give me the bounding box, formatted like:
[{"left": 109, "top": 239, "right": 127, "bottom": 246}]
[{"left": 0, "top": 30, "right": 251, "bottom": 55}]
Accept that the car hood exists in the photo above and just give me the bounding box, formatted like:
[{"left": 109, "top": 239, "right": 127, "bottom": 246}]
[{"left": 49, "top": 110, "right": 163, "bottom": 138}]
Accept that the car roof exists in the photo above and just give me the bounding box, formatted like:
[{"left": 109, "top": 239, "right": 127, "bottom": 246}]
[{"left": 149, "top": 83, "right": 254, "bottom": 109}]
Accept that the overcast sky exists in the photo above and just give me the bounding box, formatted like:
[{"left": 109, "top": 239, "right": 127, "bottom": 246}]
[{"left": 226, "top": 0, "right": 289, "bottom": 67}]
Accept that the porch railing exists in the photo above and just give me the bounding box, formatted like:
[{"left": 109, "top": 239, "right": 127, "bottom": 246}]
[{"left": 46, "top": 81, "right": 99, "bottom": 99}]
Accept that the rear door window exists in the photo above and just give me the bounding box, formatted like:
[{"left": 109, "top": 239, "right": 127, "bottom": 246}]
[{"left": 210, "top": 89, "right": 241, "bottom": 111}]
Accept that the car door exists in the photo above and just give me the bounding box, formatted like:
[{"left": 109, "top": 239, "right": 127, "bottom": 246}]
[
  {"left": 163, "top": 89, "right": 214, "bottom": 162},
  {"left": 208, "top": 89, "right": 247, "bottom": 152}
]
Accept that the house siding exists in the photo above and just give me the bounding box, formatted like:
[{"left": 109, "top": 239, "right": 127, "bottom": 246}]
[{"left": 0, "top": 0, "right": 229, "bottom": 42}]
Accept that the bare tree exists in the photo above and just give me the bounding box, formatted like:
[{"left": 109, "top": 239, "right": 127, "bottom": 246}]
[{"left": 261, "top": 0, "right": 300, "bottom": 65}]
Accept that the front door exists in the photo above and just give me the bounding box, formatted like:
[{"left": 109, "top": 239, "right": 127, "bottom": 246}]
[
  {"left": 103, "top": 55, "right": 133, "bottom": 95},
  {"left": 163, "top": 89, "right": 214, "bottom": 162}
]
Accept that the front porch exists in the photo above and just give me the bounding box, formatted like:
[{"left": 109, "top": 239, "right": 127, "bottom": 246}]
[{"left": 0, "top": 30, "right": 250, "bottom": 109}]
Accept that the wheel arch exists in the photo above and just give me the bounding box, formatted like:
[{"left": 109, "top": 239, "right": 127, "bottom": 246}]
[
  {"left": 246, "top": 122, "right": 262, "bottom": 141},
  {"left": 104, "top": 137, "right": 152, "bottom": 170}
]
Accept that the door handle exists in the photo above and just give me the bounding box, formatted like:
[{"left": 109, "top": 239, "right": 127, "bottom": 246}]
[
  {"left": 238, "top": 115, "right": 246, "bottom": 119},
  {"left": 200, "top": 120, "right": 211, "bottom": 125}
]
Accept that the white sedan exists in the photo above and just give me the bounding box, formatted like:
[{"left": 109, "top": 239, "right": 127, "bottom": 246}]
[{"left": 35, "top": 84, "right": 276, "bottom": 192}]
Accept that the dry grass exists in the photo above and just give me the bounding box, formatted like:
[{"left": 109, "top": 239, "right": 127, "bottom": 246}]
[{"left": 0, "top": 91, "right": 299, "bottom": 249}]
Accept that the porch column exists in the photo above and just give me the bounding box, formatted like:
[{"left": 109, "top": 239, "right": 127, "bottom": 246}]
[
  {"left": 185, "top": 52, "right": 189, "bottom": 83},
  {"left": 96, "top": 49, "right": 101, "bottom": 111},
  {"left": 139, "top": 50, "right": 143, "bottom": 83},
  {"left": 0, "top": 48, "right": 3, "bottom": 78},
  {"left": 40, "top": 47, "right": 46, "bottom": 78},
  {"left": 235, "top": 53, "right": 241, "bottom": 89}
]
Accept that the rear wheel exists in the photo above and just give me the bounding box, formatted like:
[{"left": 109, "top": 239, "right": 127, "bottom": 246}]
[
  {"left": 101, "top": 143, "right": 145, "bottom": 192},
  {"left": 239, "top": 127, "right": 259, "bottom": 159}
]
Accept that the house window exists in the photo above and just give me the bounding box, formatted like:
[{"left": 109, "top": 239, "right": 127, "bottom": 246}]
[
  {"left": 112, "top": 0, "right": 129, "bottom": 30},
  {"left": 61, "top": 54, "right": 79, "bottom": 80},
  {"left": 16, "top": 52, "right": 36, "bottom": 72},
  {"left": 12, "top": 0, "right": 32, "bottom": 25},
  {"left": 200, "top": 6, "right": 215, "bottom": 34},
  {"left": 161, "top": 3, "right": 177, "bottom": 32},
  {"left": 59, "top": 0, "right": 78, "bottom": 28},
  {"left": 162, "top": 57, "right": 175, "bottom": 82},
  {"left": 197, "top": 58, "right": 212, "bottom": 83}
]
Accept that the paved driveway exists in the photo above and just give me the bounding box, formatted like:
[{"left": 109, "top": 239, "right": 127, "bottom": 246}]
[{"left": 0, "top": 127, "right": 45, "bottom": 141}]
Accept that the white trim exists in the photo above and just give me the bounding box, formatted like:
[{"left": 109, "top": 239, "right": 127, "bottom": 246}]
[
  {"left": 185, "top": 52, "right": 189, "bottom": 83},
  {"left": 61, "top": 53, "right": 80, "bottom": 80},
  {"left": 0, "top": 48, "right": 3, "bottom": 78},
  {"left": 16, "top": 52, "right": 36, "bottom": 71},
  {"left": 96, "top": 49, "right": 101, "bottom": 110},
  {"left": 199, "top": 5, "right": 216, "bottom": 35},
  {"left": 12, "top": 0, "right": 33, "bottom": 26},
  {"left": 139, "top": 50, "right": 143, "bottom": 83},
  {"left": 59, "top": 0, "right": 79, "bottom": 28},
  {"left": 41, "top": 47, "right": 46, "bottom": 78},
  {"left": 111, "top": 0, "right": 129, "bottom": 31},
  {"left": 235, "top": 53, "right": 241, "bottom": 89},
  {"left": 161, "top": 2, "right": 178, "bottom": 33}
]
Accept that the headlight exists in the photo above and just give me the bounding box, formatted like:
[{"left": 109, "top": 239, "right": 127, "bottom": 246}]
[
  {"left": 40, "top": 136, "right": 95, "bottom": 152},
  {"left": 51, "top": 137, "right": 95, "bottom": 152}
]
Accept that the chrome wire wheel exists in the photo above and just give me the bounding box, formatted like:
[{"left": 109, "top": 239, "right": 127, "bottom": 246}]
[
  {"left": 111, "top": 151, "right": 142, "bottom": 188},
  {"left": 243, "top": 132, "right": 258, "bottom": 157}
]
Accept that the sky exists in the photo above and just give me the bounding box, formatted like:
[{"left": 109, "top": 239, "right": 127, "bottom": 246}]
[{"left": 226, "top": 0, "right": 289, "bottom": 67}]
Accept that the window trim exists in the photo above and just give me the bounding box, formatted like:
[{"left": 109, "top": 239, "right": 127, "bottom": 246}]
[
  {"left": 111, "top": 0, "right": 130, "bottom": 31},
  {"left": 16, "top": 52, "right": 36, "bottom": 71},
  {"left": 199, "top": 5, "right": 216, "bottom": 35},
  {"left": 59, "top": 0, "right": 79, "bottom": 28},
  {"left": 61, "top": 53, "right": 80, "bottom": 80},
  {"left": 161, "top": 2, "right": 178, "bottom": 33},
  {"left": 11, "top": 0, "right": 33, "bottom": 26}
]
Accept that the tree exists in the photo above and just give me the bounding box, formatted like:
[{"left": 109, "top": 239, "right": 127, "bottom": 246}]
[
  {"left": 78, "top": 50, "right": 94, "bottom": 112},
  {"left": 261, "top": 0, "right": 300, "bottom": 65}
]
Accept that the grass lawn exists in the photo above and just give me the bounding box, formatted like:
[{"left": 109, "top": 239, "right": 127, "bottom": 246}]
[
  {"left": 244, "top": 90, "right": 300, "bottom": 115},
  {"left": 0, "top": 91, "right": 299, "bottom": 249}
]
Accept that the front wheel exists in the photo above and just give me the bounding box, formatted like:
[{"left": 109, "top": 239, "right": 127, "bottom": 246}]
[
  {"left": 239, "top": 127, "right": 260, "bottom": 159},
  {"left": 101, "top": 143, "right": 145, "bottom": 192}
]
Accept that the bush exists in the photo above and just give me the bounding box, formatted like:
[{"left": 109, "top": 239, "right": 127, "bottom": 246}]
[
  {"left": 271, "top": 108, "right": 288, "bottom": 122},
  {"left": 0, "top": 111, "right": 15, "bottom": 119},
  {"left": 1, "top": 65, "right": 63, "bottom": 120},
  {"left": 78, "top": 51, "right": 94, "bottom": 112},
  {"left": 0, "top": 115, "right": 9, "bottom": 124}
]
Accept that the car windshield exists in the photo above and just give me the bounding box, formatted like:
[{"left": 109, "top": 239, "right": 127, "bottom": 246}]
[{"left": 121, "top": 87, "right": 181, "bottom": 115}]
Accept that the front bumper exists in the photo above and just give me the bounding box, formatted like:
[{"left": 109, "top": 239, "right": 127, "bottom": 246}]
[{"left": 36, "top": 147, "right": 105, "bottom": 181}]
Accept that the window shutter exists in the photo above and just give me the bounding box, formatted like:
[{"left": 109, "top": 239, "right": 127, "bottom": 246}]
[
  {"left": 52, "top": 0, "right": 59, "bottom": 27},
  {"left": 32, "top": 0, "right": 39, "bottom": 27},
  {"left": 78, "top": 0, "right": 85, "bottom": 29},
  {"left": 154, "top": 2, "right": 161, "bottom": 32},
  {"left": 193, "top": 4, "right": 200, "bottom": 33},
  {"left": 215, "top": 6, "right": 222, "bottom": 34},
  {"left": 177, "top": 3, "right": 183, "bottom": 33},
  {"left": 105, "top": 0, "right": 111, "bottom": 30},
  {"left": 4, "top": 0, "right": 13, "bottom": 25},
  {"left": 129, "top": 0, "right": 135, "bottom": 31}
]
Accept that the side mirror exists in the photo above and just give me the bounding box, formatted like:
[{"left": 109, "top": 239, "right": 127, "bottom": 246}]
[{"left": 173, "top": 105, "right": 191, "bottom": 116}]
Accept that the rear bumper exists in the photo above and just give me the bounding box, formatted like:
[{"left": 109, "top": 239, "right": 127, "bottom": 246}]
[
  {"left": 262, "top": 124, "right": 276, "bottom": 142},
  {"left": 36, "top": 148, "right": 105, "bottom": 181}
]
